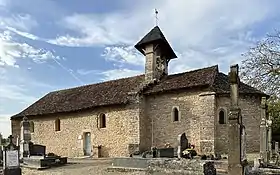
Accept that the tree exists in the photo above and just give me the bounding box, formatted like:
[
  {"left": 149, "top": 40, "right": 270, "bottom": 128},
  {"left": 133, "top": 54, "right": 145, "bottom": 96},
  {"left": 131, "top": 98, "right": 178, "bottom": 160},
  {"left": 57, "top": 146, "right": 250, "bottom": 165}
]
[
  {"left": 241, "top": 30, "right": 280, "bottom": 135},
  {"left": 269, "top": 100, "right": 280, "bottom": 134},
  {"left": 240, "top": 30, "right": 280, "bottom": 97}
]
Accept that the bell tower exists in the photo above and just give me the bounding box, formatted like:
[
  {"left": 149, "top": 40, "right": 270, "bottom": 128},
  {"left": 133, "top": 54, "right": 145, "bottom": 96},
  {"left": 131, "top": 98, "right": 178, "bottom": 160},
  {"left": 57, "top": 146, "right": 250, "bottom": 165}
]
[{"left": 134, "top": 26, "right": 177, "bottom": 83}]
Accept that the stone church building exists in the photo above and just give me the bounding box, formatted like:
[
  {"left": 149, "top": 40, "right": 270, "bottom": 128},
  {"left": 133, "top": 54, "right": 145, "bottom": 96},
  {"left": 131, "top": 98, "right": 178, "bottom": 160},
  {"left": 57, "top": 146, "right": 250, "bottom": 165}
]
[{"left": 11, "top": 26, "right": 267, "bottom": 158}]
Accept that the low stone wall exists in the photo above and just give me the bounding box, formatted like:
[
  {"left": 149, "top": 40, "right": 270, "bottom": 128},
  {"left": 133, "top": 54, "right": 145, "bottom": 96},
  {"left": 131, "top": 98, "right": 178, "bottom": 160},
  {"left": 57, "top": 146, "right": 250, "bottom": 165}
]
[{"left": 147, "top": 159, "right": 206, "bottom": 175}]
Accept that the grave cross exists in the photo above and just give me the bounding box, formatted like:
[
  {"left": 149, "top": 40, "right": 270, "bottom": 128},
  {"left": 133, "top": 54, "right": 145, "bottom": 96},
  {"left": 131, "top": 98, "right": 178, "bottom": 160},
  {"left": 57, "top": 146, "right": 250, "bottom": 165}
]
[
  {"left": 3, "top": 135, "right": 22, "bottom": 175},
  {"left": 7, "top": 135, "right": 15, "bottom": 151},
  {"left": 227, "top": 64, "right": 243, "bottom": 175},
  {"left": 8, "top": 135, "right": 13, "bottom": 144}
]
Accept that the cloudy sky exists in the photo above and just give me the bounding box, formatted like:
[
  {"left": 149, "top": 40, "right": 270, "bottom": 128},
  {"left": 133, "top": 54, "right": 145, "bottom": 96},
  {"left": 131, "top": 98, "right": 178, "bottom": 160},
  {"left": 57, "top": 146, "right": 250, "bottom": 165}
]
[{"left": 0, "top": 0, "right": 280, "bottom": 137}]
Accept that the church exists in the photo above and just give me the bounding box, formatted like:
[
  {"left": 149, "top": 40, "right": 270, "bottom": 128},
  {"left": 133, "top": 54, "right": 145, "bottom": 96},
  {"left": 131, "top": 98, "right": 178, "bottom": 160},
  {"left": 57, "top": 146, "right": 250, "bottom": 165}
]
[{"left": 11, "top": 26, "right": 267, "bottom": 158}]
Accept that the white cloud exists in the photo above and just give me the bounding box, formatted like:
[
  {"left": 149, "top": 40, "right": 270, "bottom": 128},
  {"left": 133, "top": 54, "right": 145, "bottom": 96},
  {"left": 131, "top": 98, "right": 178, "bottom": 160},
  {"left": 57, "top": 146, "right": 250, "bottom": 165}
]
[
  {"left": 1, "top": 14, "right": 38, "bottom": 32},
  {"left": 100, "top": 68, "right": 142, "bottom": 81},
  {"left": 0, "top": 83, "right": 37, "bottom": 103},
  {"left": 102, "top": 46, "right": 144, "bottom": 66},
  {"left": 0, "top": 2, "right": 62, "bottom": 67},
  {"left": 50, "top": 0, "right": 280, "bottom": 74},
  {"left": 0, "top": 2, "right": 64, "bottom": 135},
  {"left": 47, "top": 13, "right": 138, "bottom": 47},
  {"left": 0, "top": 30, "right": 61, "bottom": 67},
  {"left": 6, "top": 26, "right": 39, "bottom": 40}
]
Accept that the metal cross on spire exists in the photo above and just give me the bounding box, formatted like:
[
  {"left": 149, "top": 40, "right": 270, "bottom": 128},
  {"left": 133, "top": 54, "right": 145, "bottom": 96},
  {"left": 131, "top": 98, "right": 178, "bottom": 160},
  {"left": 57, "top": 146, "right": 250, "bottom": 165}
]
[{"left": 155, "top": 9, "right": 159, "bottom": 26}]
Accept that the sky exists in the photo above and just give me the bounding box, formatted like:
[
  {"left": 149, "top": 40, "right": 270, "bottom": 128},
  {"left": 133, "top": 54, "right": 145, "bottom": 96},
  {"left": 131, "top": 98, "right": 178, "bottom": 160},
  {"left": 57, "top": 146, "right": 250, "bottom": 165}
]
[{"left": 0, "top": 0, "right": 280, "bottom": 137}]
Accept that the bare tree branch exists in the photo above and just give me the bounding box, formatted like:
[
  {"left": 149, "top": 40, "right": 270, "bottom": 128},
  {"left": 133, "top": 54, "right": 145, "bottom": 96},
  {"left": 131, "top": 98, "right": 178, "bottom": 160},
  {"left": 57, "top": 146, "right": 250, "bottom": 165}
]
[{"left": 240, "top": 30, "right": 280, "bottom": 98}]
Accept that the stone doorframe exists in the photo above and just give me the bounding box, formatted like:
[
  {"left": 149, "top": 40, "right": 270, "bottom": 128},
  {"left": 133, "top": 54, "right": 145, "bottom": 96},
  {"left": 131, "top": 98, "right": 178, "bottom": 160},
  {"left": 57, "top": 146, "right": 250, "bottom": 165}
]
[{"left": 81, "top": 129, "right": 92, "bottom": 156}]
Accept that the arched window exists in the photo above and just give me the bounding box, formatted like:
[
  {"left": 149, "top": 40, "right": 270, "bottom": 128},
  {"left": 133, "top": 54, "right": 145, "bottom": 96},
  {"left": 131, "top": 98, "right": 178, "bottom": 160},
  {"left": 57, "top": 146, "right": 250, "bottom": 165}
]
[
  {"left": 30, "top": 121, "right": 34, "bottom": 133},
  {"left": 99, "top": 113, "right": 106, "bottom": 128},
  {"left": 172, "top": 107, "right": 179, "bottom": 122},
  {"left": 219, "top": 110, "right": 226, "bottom": 124},
  {"left": 55, "top": 119, "right": 61, "bottom": 131}
]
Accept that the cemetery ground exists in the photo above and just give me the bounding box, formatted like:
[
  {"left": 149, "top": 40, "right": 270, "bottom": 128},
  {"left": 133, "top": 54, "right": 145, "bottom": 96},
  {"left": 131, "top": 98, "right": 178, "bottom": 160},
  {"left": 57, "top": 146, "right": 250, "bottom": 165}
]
[
  {"left": 2, "top": 154, "right": 260, "bottom": 175},
  {"left": 0, "top": 156, "right": 236, "bottom": 175},
  {"left": 2, "top": 158, "right": 145, "bottom": 175}
]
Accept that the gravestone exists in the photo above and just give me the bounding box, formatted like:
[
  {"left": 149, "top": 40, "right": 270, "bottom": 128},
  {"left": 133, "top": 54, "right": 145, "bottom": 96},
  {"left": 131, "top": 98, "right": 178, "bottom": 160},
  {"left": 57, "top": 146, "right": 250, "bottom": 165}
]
[
  {"left": 241, "top": 125, "right": 247, "bottom": 162},
  {"left": 260, "top": 97, "right": 268, "bottom": 166},
  {"left": 29, "top": 143, "right": 46, "bottom": 156},
  {"left": 3, "top": 135, "right": 22, "bottom": 175},
  {"left": 177, "top": 133, "right": 188, "bottom": 158},
  {"left": 20, "top": 117, "right": 31, "bottom": 158},
  {"left": 157, "top": 148, "right": 174, "bottom": 158},
  {"left": 0, "top": 145, "right": 3, "bottom": 166},
  {"left": 267, "top": 114, "right": 272, "bottom": 161},
  {"left": 203, "top": 161, "right": 216, "bottom": 175},
  {"left": 275, "top": 142, "right": 279, "bottom": 165}
]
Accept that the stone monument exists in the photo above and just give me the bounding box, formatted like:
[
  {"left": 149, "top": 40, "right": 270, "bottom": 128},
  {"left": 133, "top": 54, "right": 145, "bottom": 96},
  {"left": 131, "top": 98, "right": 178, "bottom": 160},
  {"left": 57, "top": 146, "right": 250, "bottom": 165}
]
[
  {"left": 177, "top": 133, "right": 188, "bottom": 158},
  {"left": 20, "top": 116, "right": 31, "bottom": 158},
  {"left": 241, "top": 125, "right": 247, "bottom": 162},
  {"left": 260, "top": 97, "right": 268, "bottom": 165},
  {"left": 3, "top": 135, "right": 22, "bottom": 175},
  {"left": 227, "top": 64, "right": 243, "bottom": 175},
  {"left": 267, "top": 114, "right": 272, "bottom": 162}
]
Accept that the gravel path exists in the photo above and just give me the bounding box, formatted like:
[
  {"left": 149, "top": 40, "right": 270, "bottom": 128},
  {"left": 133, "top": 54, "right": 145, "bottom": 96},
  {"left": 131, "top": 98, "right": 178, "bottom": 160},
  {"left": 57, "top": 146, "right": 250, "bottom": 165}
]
[{"left": 21, "top": 159, "right": 146, "bottom": 175}]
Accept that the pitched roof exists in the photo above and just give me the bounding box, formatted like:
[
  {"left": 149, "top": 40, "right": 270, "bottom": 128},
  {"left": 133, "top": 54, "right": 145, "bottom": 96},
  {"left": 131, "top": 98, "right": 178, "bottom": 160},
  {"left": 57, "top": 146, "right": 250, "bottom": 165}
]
[
  {"left": 11, "top": 75, "right": 144, "bottom": 119},
  {"left": 11, "top": 65, "right": 266, "bottom": 119},
  {"left": 212, "top": 72, "right": 267, "bottom": 95},
  {"left": 134, "top": 26, "right": 177, "bottom": 59},
  {"left": 144, "top": 65, "right": 218, "bottom": 94}
]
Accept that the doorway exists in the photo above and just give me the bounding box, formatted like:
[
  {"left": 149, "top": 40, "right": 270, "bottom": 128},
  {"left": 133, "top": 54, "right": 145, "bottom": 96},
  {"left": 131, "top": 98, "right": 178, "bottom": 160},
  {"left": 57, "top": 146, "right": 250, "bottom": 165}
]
[{"left": 83, "top": 132, "right": 91, "bottom": 156}]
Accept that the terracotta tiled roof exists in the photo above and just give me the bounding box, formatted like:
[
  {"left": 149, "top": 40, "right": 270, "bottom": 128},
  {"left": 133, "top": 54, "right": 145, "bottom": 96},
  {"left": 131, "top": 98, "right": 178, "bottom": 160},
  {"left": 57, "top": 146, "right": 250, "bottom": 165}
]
[
  {"left": 11, "top": 75, "right": 145, "bottom": 118},
  {"left": 212, "top": 72, "right": 266, "bottom": 95},
  {"left": 144, "top": 65, "right": 218, "bottom": 94},
  {"left": 11, "top": 65, "right": 266, "bottom": 119}
]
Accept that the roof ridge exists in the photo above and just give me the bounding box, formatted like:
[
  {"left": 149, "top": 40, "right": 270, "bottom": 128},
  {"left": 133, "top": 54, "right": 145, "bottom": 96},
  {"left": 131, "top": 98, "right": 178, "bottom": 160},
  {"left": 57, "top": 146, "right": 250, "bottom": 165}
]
[
  {"left": 52, "top": 65, "right": 219, "bottom": 94},
  {"left": 51, "top": 74, "right": 145, "bottom": 93},
  {"left": 214, "top": 72, "right": 267, "bottom": 95},
  {"left": 168, "top": 65, "right": 218, "bottom": 77}
]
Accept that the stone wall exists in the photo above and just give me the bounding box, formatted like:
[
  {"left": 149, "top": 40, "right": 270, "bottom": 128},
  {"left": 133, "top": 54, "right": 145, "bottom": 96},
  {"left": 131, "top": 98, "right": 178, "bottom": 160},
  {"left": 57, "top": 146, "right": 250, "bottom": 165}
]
[
  {"left": 145, "top": 89, "right": 216, "bottom": 154},
  {"left": 11, "top": 90, "right": 262, "bottom": 157},
  {"left": 12, "top": 104, "right": 140, "bottom": 158},
  {"left": 215, "top": 94, "right": 262, "bottom": 153}
]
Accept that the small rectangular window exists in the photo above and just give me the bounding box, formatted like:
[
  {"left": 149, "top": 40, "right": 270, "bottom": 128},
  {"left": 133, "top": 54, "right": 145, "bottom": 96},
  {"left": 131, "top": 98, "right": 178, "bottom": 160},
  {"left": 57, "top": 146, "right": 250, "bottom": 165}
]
[{"left": 55, "top": 119, "right": 61, "bottom": 131}]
